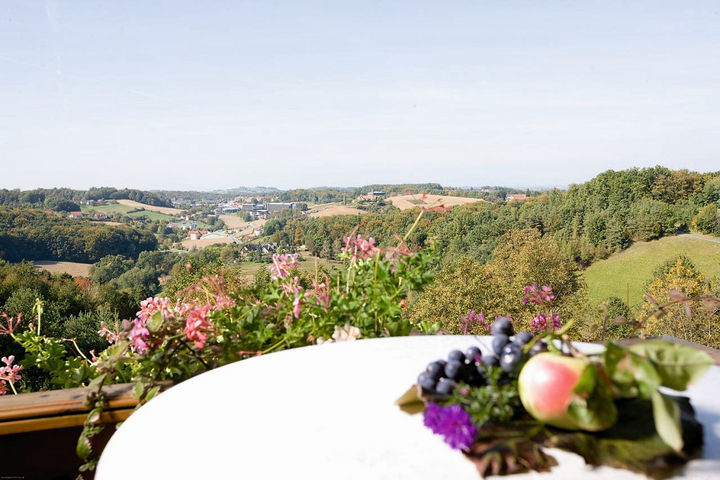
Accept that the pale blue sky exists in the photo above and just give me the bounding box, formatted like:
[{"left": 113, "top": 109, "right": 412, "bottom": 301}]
[{"left": 2, "top": 1, "right": 719, "bottom": 191}]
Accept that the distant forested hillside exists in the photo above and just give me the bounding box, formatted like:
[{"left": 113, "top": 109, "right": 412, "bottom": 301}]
[
  {"left": 0, "top": 187, "right": 173, "bottom": 210},
  {"left": 264, "top": 167, "right": 720, "bottom": 266},
  {"left": 0, "top": 207, "right": 158, "bottom": 263}
]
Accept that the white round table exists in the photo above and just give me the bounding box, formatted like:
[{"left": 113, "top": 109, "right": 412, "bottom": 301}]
[{"left": 97, "top": 336, "right": 720, "bottom": 479}]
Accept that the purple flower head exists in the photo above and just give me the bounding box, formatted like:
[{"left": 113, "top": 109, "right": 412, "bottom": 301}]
[
  {"left": 423, "top": 403, "right": 476, "bottom": 451},
  {"left": 522, "top": 284, "right": 555, "bottom": 306},
  {"left": 459, "top": 311, "right": 488, "bottom": 335},
  {"left": 530, "top": 312, "right": 563, "bottom": 335}
]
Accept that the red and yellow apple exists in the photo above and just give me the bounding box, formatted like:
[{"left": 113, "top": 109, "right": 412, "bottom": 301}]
[{"left": 518, "top": 352, "right": 587, "bottom": 430}]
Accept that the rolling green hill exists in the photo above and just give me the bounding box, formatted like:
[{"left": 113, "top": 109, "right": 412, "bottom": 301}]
[{"left": 583, "top": 234, "right": 720, "bottom": 308}]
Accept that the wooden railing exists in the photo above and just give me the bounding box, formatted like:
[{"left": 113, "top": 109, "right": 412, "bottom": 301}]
[{"left": 0, "top": 382, "right": 172, "bottom": 479}]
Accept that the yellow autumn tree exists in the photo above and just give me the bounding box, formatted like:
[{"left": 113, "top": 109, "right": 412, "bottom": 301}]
[
  {"left": 410, "top": 229, "right": 589, "bottom": 335},
  {"left": 641, "top": 255, "right": 720, "bottom": 348}
]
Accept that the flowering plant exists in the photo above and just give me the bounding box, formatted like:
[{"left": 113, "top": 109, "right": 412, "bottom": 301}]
[{"left": 0, "top": 229, "right": 436, "bottom": 475}]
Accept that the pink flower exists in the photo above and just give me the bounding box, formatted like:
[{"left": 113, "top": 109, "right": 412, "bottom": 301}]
[
  {"left": 137, "top": 297, "right": 174, "bottom": 322},
  {"left": 309, "top": 279, "right": 330, "bottom": 311},
  {"left": 269, "top": 254, "right": 300, "bottom": 280},
  {"left": 530, "top": 312, "right": 563, "bottom": 335},
  {"left": 522, "top": 284, "right": 555, "bottom": 306},
  {"left": 184, "top": 306, "right": 212, "bottom": 349},
  {"left": 213, "top": 295, "right": 235, "bottom": 310},
  {"left": 459, "top": 311, "right": 488, "bottom": 334},
  {"left": 98, "top": 320, "right": 124, "bottom": 344},
  {"left": 129, "top": 319, "right": 151, "bottom": 354},
  {"left": 0, "top": 356, "right": 22, "bottom": 385},
  {"left": 0, "top": 313, "right": 22, "bottom": 335},
  {"left": 342, "top": 235, "right": 380, "bottom": 261},
  {"left": 293, "top": 296, "right": 302, "bottom": 319}
]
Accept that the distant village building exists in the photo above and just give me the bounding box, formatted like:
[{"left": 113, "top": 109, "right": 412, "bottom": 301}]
[
  {"left": 506, "top": 194, "right": 529, "bottom": 201},
  {"left": 187, "top": 230, "right": 209, "bottom": 240},
  {"left": 169, "top": 221, "right": 197, "bottom": 230},
  {"left": 266, "top": 202, "right": 295, "bottom": 211},
  {"left": 358, "top": 191, "right": 386, "bottom": 201},
  {"left": 68, "top": 211, "right": 83, "bottom": 219},
  {"left": 241, "top": 242, "right": 278, "bottom": 255},
  {"left": 95, "top": 212, "right": 108, "bottom": 220}
]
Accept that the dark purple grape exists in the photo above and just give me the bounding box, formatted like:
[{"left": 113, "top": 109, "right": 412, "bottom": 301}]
[
  {"left": 529, "top": 341, "right": 549, "bottom": 357},
  {"left": 492, "top": 334, "right": 510, "bottom": 355},
  {"left": 435, "top": 359, "right": 447, "bottom": 367},
  {"left": 444, "top": 360, "right": 465, "bottom": 381},
  {"left": 466, "top": 346, "right": 482, "bottom": 364},
  {"left": 499, "top": 344, "right": 524, "bottom": 373},
  {"left": 418, "top": 372, "right": 436, "bottom": 390},
  {"left": 465, "top": 364, "right": 486, "bottom": 386},
  {"left": 482, "top": 355, "right": 500, "bottom": 367},
  {"left": 491, "top": 317, "right": 514, "bottom": 336},
  {"left": 436, "top": 378, "right": 457, "bottom": 395},
  {"left": 426, "top": 361, "right": 444, "bottom": 381},
  {"left": 447, "top": 349, "right": 466, "bottom": 363},
  {"left": 514, "top": 331, "right": 533, "bottom": 346}
]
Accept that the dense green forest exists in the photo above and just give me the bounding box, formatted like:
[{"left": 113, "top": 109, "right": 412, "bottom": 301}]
[
  {"left": 265, "top": 167, "right": 720, "bottom": 266},
  {"left": 0, "top": 186, "right": 173, "bottom": 210},
  {"left": 0, "top": 208, "right": 158, "bottom": 263}
]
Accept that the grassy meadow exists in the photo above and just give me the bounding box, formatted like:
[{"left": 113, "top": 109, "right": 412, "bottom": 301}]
[{"left": 583, "top": 234, "right": 720, "bottom": 308}]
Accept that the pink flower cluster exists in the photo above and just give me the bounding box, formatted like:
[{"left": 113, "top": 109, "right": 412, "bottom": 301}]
[
  {"left": 459, "top": 311, "right": 488, "bottom": 334},
  {"left": 269, "top": 254, "right": 300, "bottom": 280},
  {"left": 128, "top": 297, "right": 174, "bottom": 354},
  {"left": 0, "top": 356, "right": 22, "bottom": 395},
  {"left": 126, "top": 295, "right": 232, "bottom": 355},
  {"left": 0, "top": 313, "right": 21, "bottom": 335},
  {"left": 342, "top": 235, "right": 380, "bottom": 261},
  {"left": 98, "top": 320, "right": 126, "bottom": 344},
  {"left": 280, "top": 276, "right": 304, "bottom": 319},
  {"left": 310, "top": 279, "right": 331, "bottom": 311},
  {"left": 522, "top": 284, "right": 555, "bottom": 306},
  {"left": 183, "top": 305, "right": 212, "bottom": 349},
  {"left": 384, "top": 236, "right": 416, "bottom": 263},
  {"left": 530, "top": 312, "right": 563, "bottom": 335}
]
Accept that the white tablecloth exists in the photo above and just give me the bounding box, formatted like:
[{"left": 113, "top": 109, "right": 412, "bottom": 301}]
[{"left": 97, "top": 336, "right": 720, "bottom": 479}]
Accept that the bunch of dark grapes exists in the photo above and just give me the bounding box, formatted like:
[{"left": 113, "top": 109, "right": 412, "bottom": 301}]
[{"left": 417, "top": 317, "right": 549, "bottom": 395}]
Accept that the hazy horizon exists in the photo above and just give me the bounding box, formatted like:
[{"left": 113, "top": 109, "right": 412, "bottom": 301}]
[{"left": 3, "top": 1, "right": 719, "bottom": 191}]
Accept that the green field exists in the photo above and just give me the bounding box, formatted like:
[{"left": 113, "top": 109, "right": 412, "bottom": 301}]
[
  {"left": 126, "top": 210, "right": 177, "bottom": 222},
  {"left": 240, "top": 256, "right": 342, "bottom": 275},
  {"left": 81, "top": 203, "right": 178, "bottom": 222},
  {"left": 81, "top": 203, "right": 135, "bottom": 215},
  {"left": 583, "top": 234, "right": 720, "bottom": 307}
]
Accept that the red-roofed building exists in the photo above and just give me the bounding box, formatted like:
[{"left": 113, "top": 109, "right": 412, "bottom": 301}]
[{"left": 68, "top": 211, "right": 83, "bottom": 218}]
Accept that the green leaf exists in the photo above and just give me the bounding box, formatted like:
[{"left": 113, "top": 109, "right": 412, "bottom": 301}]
[
  {"left": 651, "top": 391, "right": 683, "bottom": 452},
  {"left": 132, "top": 381, "right": 144, "bottom": 400},
  {"left": 147, "top": 311, "right": 163, "bottom": 333},
  {"left": 604, "top": 342, "right": 661, "bottom": 400},
  {"left": 394, "top": 384, "right": 425, "bottom": 414},
  {"left": 548, "top": 397, "right": 703, "bottom": 475},
  {"left": 630, "top": 340, "right": 714, "bottom": 391},
  {"left": 145, "top": 385, "right": 161, "bottom": 402},
  {"left": 87, "top": 373, "right": 107, "bottom": 390},
  {"left": 567, "top": 363, "right": 618, "bottom": 431},
  {"left": 76, "top": 434, "right": 92, "bottom": 460}
]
